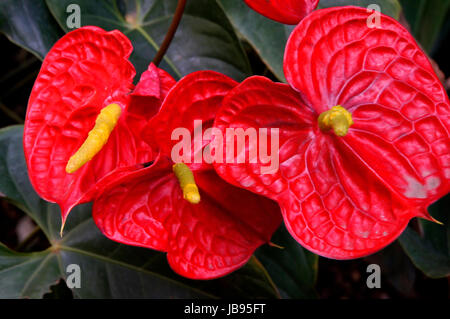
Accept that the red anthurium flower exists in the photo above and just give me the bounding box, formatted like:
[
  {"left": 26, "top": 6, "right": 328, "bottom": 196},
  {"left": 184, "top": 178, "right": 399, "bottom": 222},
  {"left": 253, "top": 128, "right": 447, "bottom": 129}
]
[
  {"left": 213, "top": 7, "right": 450, "bottom": 259},
  {"left": 92, "top": 71, "right": 282, "bottom": 279},
  {"left": 244, "top": 0, "right": 319, "bottom": 24},
  {"left": 24, "top": 26, "right": 175, "bottom": 230}
]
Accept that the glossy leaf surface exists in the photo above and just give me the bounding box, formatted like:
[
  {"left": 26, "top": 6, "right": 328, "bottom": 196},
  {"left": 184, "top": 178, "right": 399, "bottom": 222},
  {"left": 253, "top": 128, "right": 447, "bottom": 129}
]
[
  {"left": 0, "top": 0, "right": 62, "bottom": 59},
  {"left": 0, "top": 243, "right": 61, "bottom": 299},
  {"left": 218, "top": 0, "right": 291, "bottom": 82},
  {"left": 400, "top": 0, "right": 450, "bottom": 53},
  {"left": 256, "top": 225, "right": 318, "bottom": 298},
  {"left": 23, "top": 27, "right": 172, "bottom": 223},
  {"left": 399, "top": 195, "right": 450, "bottom": 278}
]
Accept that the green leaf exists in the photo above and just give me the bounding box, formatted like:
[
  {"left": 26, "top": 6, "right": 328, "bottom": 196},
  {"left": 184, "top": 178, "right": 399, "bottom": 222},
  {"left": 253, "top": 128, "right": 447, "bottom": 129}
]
[
  {"left": 210, "top": 256, "right": 280, "bottom": 298},
  {"left": 318, "top": 0, "right": 402, "bottom": 19},
  {"left": 218, "top": 0, "right": 292, "bottom": 82},
  {"left": 0, "top": 243, "right": 61, "bottom": 298},
  {"left": 365, "top": 242, "right": 416, "bottom": 295},
  {"left": 0, "top": 125, "right": 279, "bottom": 298},
  {"left": 0, "top": 0, "right": 63, "bottom": 60},
  {"left": 399, "top": 195, "right": 450, "bottom": 278},
  {"left": 255, "top": 225, "right": 318, "bottom": 298},
  {"left": 44, "top": 0, "right": 251, "bottom": 81},
  {"left": 400, "top": 0, "right": 450, "bottom": 53}
]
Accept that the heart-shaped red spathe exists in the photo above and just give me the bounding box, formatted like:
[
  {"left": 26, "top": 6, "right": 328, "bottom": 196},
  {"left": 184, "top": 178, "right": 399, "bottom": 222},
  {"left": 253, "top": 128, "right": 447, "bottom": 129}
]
[
  {"left": 23, "top": 26, "right": 175, "bottom": 225},
  {"left": 92, "top": 71, "right": 282, "bottom": 279},
  {"left": 143, "top": 70, "right": 240, "bottom": 171},
  {"left": 244, "top": 0, "right": 319, "bottom": 24},
  {"left": 213, "top": 7, "right": 450, "bottom": 259}
]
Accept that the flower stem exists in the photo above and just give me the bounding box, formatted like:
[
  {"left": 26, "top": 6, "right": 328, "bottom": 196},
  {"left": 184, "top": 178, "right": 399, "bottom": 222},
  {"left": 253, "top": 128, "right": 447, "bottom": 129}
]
[{"left": 152, "top": 0, "right": 187, "bottom": 67}]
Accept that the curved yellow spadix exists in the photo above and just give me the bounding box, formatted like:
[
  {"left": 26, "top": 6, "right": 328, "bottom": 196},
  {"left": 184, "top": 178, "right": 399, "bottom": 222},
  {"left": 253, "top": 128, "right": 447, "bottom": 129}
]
[
  {"left": 318, "top": 105, "right": 353, "bottom": 137},
  {"left": 66, "top": 103, "right": 122, "bottom": 174},
  {"left": 173, "top": 163, "right": 201, "bottom": 204}
]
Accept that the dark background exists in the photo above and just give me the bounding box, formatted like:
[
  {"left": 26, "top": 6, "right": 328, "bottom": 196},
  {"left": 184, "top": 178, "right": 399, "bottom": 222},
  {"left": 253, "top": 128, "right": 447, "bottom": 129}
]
[{"left": 0, "top": 4, "right": 449, "bottom": 299}]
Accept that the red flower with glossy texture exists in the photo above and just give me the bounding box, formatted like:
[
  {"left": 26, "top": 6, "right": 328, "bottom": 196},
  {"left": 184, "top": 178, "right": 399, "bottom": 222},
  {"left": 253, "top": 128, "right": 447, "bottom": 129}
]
[
  {"left": 24, "top": 26, "right": 175, "bottom": 229},
  {"left": 92, "top": 71, "right": 282, "bottom": 279},
  {"left": 213, "top": 7, "right": 450, "bottom": 259},
  {"left": 244, "top": 0, "right": 319, "bottom": 24}
]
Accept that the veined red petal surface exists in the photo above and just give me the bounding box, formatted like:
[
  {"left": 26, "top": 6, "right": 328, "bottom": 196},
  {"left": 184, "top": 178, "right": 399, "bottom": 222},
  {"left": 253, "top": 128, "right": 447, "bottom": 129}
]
[
  {"left": 23, "top": 27, "right": 169, "bottom": 224},
  {"left": 144, "top": 71, "right": 237, "bottom": 171},
  {"left": 284, "top": 7, "right": 450, "bottom": 205},
  {"left": 244, "top": 0, "right": 319, "bottom": 24},
  {"left": 93, "top": 157, "right": 281, "bottom": 279},
  {"left": 214, "top": 7, "right": 450, "bottom": 259}
]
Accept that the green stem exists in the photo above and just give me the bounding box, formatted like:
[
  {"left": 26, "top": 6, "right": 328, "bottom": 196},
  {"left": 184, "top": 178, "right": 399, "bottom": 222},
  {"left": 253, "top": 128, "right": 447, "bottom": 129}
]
[{"left": 152, "top": 0, "right": 187, "bottom": 66}]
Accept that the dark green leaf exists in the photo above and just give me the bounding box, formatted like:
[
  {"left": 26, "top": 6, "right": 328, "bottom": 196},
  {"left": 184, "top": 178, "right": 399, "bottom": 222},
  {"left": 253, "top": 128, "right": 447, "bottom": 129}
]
[
  {"left": 318, "top": 0, "right": 402, "bottom": 19},
  {"left": 0, "top": 0, "right": 63, "bottom": 59},
  {"left": 0, "top": 243, "right": 61, "bottom": 298},
  {"left": 256, "top": 225, "right": 318, "bottom": 298},
  {"left": 0, "top": 125, "right": 62, "bottom": 240},
  {"left": 45, "top": 0, "right": 251, "bottom": 80},
  {"left": 218, "top": 0, "right": 292, "bottom": 82},
  {"left": 0, "top": 126, "right": 279, "bottom": 298},
  {"left": 399, "top": 195, "right": 450, "bottom": 278},
  {"left": 400, "top": 0, "right": 450, "bottom": 53}
]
